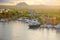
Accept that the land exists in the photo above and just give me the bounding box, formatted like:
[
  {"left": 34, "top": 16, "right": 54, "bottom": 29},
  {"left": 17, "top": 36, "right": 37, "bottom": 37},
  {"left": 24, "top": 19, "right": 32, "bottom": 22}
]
[{"left": 0, "top": 2, "right": 60, "bottom": 24}]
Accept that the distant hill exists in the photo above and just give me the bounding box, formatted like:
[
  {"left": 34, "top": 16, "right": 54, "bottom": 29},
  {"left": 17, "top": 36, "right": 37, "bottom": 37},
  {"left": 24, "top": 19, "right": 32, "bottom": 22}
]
[
  {"left": 0, "top": 2, "right": 28, "bottom": 9},
  {"left": 15, "top": 2, "right": 29, "bottom": 9},
  {"left": 16, "top": 2, "right": 28, "bottom": 7},
  {"left": 0, "top": 2, "right": 60, "bottom": 9}
]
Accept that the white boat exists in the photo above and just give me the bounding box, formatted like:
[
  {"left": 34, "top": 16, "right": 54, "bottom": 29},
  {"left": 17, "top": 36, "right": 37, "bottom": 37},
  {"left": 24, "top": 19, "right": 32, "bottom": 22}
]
[
  {"left": 40, "top": 24, "right": 52, "bottom": 28},
  {"left": 55, "top": 24, "right": 60, "bottom": 29},
  {"left": 0, "top": 19, "right": 6, "bottom": 22},
  {"left": 18, "top": 18, "right": 23, "bottom": 21},
  {"left": 40, "top": 24, "right": 47, "bottom": 28},
  {"left": 25, "top": 19, "right": 40, "bottom": 29},
  {"left": 46, "top": 24, "right": 52, "bottom": 28},
  {"left": 24, "top": 19, "right": 30, "bottom": 23}
]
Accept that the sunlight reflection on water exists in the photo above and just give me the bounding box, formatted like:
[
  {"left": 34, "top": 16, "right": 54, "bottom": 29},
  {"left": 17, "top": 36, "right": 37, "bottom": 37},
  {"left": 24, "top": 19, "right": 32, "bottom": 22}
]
[{"left": 0, "top": 21, "right": 60, "bottom": 40}]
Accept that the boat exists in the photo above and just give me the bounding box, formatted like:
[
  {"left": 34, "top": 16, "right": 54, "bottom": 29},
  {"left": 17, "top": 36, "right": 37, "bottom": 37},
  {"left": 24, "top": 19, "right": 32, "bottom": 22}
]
[
  {"left": 18, "top": 18, "right": 23, "bottom": 21},
  {"left": 25, "top": 19, "right": 40, "bottom": 29},
  {"left": 40, "top": 23, "right": 52, "bottom": 28},
  {"left": 29, "top": 24, "right": 40, "bottom": 29},
  {"left": 18, "top": 18, "right": 40, "bottom": 29},
  {"left": 0, "top": 19, "right": 6, "bottom": 22},
  {"left": 55, "top": 24, "right": 60, "bottom": 29},
  {"left": 24, "top": 18, "right": 30, "bottom": 23}
]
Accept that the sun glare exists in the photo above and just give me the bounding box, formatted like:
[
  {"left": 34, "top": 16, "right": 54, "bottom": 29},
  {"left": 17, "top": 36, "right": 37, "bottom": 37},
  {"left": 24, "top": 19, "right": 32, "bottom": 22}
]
[
  {"left": 24, "top": 0, "right": 60, "bottom": 5},
  {"left": 0, "top": 0, "right": 60, "bottom": 5}
]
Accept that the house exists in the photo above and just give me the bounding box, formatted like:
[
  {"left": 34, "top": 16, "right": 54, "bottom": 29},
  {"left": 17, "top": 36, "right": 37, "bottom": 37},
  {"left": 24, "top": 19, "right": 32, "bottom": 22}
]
[
  {"left": 0, "top": 9, "right": 10, "bottom": 18},
  {"left": 28, "top": 10, "right": 36, "bottom": 15},
  {"left": 0, "top": 9, "right": 10, "bottom": 13},
  {"left": 4, "top": 9, "right": 10, "bottom": 13},
  {"left": 0, "top": 9, "right": 3, "bottom": 13},
  {"left": 44, "top": 16, "right": 60, "bottom": 24}
]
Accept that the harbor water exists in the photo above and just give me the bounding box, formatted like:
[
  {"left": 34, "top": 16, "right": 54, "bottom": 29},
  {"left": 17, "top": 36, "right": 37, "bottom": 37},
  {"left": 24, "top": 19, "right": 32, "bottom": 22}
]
[{"left": 0, "top": 21, "right": 60, "bottom": 40}]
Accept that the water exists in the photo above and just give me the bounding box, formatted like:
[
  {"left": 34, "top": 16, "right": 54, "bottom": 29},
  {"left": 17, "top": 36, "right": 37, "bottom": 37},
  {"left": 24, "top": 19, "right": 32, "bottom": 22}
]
[{"left": 0, "top": 21, "right": 60, "bottom": 40}]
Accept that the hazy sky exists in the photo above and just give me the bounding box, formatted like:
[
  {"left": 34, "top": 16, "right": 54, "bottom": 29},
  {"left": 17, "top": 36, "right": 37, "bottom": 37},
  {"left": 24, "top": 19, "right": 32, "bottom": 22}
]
[{"left": 0, "top": 0, "right": 60, "bottom": 5}]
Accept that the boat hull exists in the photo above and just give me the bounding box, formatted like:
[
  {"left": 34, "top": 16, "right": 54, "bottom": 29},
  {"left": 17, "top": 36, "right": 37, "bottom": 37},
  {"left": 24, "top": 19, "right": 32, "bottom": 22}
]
[{"left": 29, "top": 24, "right": 40, "bottom": 29}]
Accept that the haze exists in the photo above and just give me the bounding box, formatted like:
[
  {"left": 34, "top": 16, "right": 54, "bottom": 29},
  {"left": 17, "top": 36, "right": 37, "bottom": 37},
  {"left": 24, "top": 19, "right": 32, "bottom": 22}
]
[{"left": 0, "top": 0, "right": 60, "bottom": 5}]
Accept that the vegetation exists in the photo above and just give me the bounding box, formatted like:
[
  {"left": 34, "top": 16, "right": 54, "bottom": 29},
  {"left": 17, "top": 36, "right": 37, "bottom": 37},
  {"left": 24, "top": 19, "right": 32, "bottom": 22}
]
[{"left": 0, "top": 8, "right": 60, "bottom": 24}]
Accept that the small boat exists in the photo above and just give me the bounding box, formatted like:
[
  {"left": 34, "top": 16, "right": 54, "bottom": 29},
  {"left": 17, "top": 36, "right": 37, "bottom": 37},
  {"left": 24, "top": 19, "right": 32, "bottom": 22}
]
[
  {"left": 18, "top": 18, "right": 23, "bottom": 21},
  {"left": 24, "top": 19, "right": 30, "bottom": 23},
  {"left": 40, "top": 23, "right": 52, "bottom": 28},
  {"left": 0, "top": 19, "right": 6, "bottom": 22}
]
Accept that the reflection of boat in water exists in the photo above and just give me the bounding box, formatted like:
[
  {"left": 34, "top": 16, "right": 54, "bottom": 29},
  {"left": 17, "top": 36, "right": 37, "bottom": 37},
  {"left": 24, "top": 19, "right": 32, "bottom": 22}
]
[{"left": 24, "top": 19, "right": 40, "bottom": 29}]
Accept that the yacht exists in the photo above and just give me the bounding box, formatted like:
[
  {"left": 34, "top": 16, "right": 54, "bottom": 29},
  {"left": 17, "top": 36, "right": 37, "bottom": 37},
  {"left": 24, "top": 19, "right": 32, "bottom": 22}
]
[{"left": 24, "top": 19, "right": 40, "bottom": 29}]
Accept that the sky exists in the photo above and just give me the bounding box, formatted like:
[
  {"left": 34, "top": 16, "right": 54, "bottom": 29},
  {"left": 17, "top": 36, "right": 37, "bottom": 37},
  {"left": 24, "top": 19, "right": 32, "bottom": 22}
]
[{"left": 0, "top": 0, "right": 60, "bottom": 5}]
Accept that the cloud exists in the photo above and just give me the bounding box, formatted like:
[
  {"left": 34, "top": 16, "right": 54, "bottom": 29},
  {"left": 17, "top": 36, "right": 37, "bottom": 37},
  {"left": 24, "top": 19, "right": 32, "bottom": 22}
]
[
  {"left": 24, "top": 0, "right": 60, "bottom": 5},
  {"left": 0, "top": 0, "right": 23, "bottom": 3},
  {"left": 0, "top": 0, "right": 11, "bottom": 3},
  {"left": 0, "top": 0, "right": 60, "bottom": 5}
]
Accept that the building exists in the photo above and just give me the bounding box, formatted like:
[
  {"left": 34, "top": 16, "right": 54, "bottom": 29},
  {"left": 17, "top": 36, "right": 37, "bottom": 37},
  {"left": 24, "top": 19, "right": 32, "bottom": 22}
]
[
  {"left": 28, "top": 10, "right": 36, "bottom": 15},
  {"left": 0, "top": 9, "right": 10, "bottom": 18},
  {"left": 3, "top": 9, "right": 10, "bottom": 13},
  {"left": 0, "top": 9, "right": 3, "bottom": 13}
]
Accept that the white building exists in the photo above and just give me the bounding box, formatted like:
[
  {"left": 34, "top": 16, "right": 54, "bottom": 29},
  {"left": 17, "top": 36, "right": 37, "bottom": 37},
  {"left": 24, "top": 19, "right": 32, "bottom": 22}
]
[
  {"left": 0, "top": 9, "right": 10, "bottom": 13},
  {"left": 4, "top": 9, "right": 10, "bottom": 13},
  {"left": 28, "top": 10, "right": 36, "bottom": 15}
]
